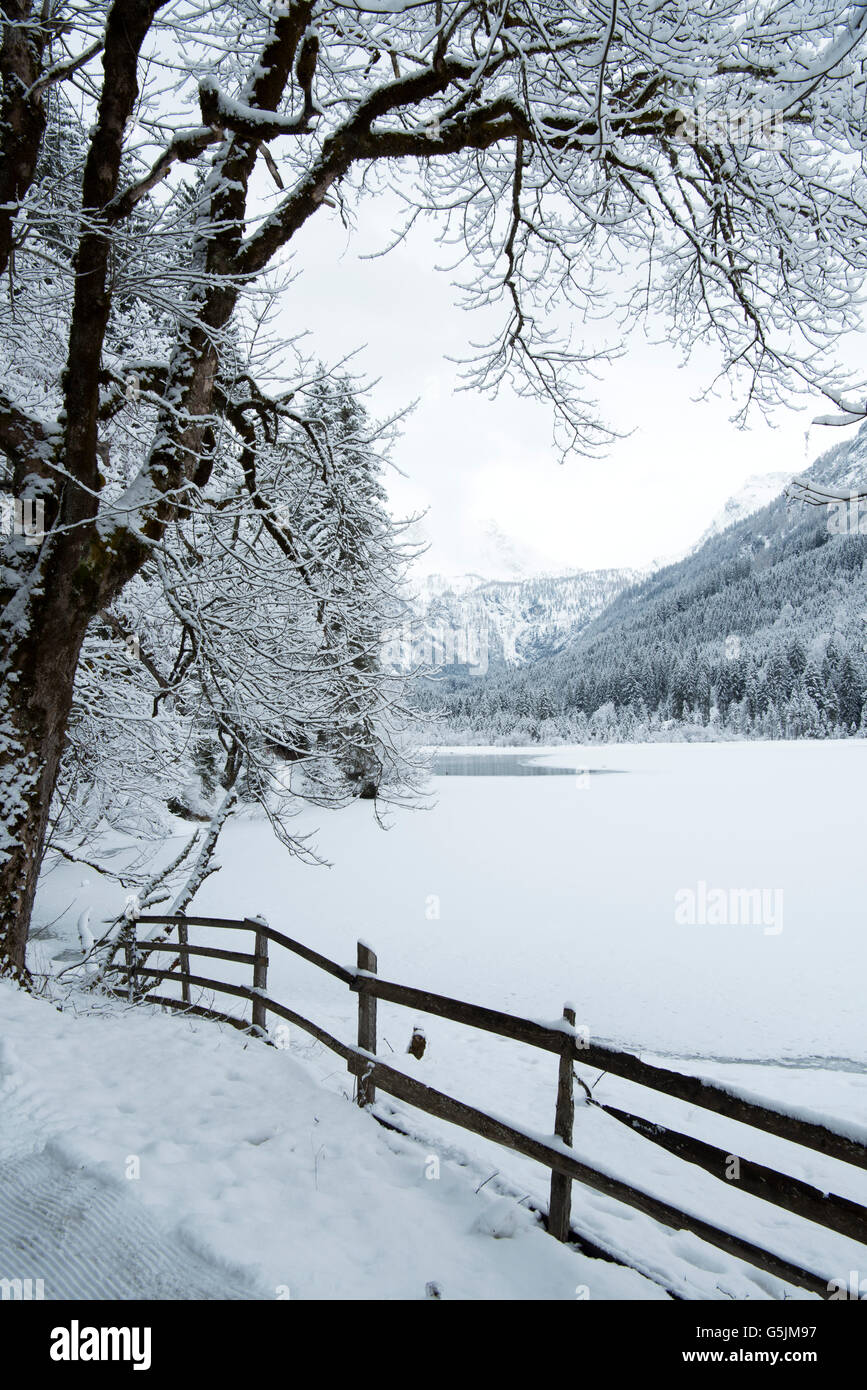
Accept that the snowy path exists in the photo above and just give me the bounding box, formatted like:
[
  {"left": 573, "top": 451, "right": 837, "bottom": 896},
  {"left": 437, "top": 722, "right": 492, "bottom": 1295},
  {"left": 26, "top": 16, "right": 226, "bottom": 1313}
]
[
  {"left": 0, "top": 1148, "right": 259, "bottom": 1299},
  {"left": 0, "top": 1019, "right": 264, "bottom": 1299},
  {"left": 0, "top": 984, "right": 664, "bottom": 1301}
]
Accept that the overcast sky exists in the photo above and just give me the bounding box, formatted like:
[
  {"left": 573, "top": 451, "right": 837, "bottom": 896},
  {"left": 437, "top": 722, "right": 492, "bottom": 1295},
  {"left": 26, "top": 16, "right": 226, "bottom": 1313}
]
[{"left": 282, "top": 190, "right": 861, "bottom": 582}]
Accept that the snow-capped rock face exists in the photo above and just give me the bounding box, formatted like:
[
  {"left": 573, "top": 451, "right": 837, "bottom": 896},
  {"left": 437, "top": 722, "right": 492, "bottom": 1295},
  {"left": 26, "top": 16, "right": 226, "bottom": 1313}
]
[
  {"left": 415, "top": 571, "right": 491, "bottom": 601},
  {"left": 407, "top": 567, "right": 643, "bottom": 669},
  {"left": 693, "top": 472, "right": 793, "bottom": 550},
  {"left": 642, "top": 472, "right": 796, "bottom": 572}
]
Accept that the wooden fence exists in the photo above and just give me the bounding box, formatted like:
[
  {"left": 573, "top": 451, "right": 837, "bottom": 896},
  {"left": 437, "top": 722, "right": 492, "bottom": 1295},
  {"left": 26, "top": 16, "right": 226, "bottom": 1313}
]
[{"left": 105, "top": 912, "right": 867, "bottom": 1299}]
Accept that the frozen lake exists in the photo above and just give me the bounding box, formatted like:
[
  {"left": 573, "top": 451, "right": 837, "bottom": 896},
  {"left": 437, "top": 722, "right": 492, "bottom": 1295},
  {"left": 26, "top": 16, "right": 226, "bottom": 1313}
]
[
  {"left": 177, "top": 741, "right": 866, "bottom": 1066},
  {"left": 432, "top": 751, "right": 615, "bottom": 777},
  {"left": 38, "top": 741, "right": 866, "bottom": 1068}
]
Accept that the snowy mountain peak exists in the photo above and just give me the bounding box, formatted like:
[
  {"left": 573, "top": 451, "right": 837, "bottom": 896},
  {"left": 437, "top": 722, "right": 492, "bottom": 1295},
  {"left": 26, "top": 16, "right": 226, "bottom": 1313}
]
[
  {"left": 409, "top": 566, "right": 642, "bottom": 669},
  {"left": 694, "top": 472, "right": 793, "bottom": 550},
  {"left": 409, "top": 474, "right": 800, "bottom": 670}
]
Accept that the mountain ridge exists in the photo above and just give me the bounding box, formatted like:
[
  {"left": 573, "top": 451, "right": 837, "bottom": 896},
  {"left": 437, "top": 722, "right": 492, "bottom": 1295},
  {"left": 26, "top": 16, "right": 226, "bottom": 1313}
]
[
  {"left": 415, "top": 426, "right": 867, "bottom": 741},
  {"left": 408, "top": 467, "right": 798, "bottom": 671}
]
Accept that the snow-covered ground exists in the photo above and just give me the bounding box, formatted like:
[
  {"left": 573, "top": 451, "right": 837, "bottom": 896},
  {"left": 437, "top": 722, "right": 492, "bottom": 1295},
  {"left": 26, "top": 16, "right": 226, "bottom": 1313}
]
[
  {"left": 0, "top": 982, "right": 660, "bottom": 1300},
  {"left": 22, "top": 741, "right": 867, "bottom": 1299}
]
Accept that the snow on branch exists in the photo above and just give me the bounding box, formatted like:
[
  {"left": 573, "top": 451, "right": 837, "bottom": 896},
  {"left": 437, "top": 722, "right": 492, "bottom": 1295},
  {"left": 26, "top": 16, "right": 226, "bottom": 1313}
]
[{"left": 197, "top": 76, "right": 314, "bottom": 141}]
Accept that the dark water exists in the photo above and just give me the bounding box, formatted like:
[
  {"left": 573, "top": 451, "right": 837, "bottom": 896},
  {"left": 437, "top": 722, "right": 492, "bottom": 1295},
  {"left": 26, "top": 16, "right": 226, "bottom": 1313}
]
[{"left": 432, "top": 752, "right": 616, "bottom": 777}]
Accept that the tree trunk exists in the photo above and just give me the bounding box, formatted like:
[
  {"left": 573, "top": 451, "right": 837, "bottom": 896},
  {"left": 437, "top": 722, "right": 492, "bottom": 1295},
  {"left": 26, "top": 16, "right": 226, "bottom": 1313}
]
[{"left": 0, "top": 539, "right": 96, "bottom": 981}]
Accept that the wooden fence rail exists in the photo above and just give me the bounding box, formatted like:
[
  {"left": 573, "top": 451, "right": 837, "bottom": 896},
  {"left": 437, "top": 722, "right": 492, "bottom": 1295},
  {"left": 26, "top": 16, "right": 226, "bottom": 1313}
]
[{"left": 103, "top": 911, "right": 867, "bottom": 1300}]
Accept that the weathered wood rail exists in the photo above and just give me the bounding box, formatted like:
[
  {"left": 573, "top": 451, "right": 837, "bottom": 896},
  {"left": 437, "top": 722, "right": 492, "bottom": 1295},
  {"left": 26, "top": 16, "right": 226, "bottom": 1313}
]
[{"left": 106, "top": 912, "right": 867, "bottom": 1300}]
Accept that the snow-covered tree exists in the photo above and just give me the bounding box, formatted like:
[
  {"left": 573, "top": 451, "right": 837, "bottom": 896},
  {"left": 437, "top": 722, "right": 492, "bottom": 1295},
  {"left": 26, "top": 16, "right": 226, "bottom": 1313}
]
[
  {"left": 5, "top": 0, "right": 867, "bottom": 979},
  {"left": 50, "top": 372, "right": 417, "bottom": 904}
]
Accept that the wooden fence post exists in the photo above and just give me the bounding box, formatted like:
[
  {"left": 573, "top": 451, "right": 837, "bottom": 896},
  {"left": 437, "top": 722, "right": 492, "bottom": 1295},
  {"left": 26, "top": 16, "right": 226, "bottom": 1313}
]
[
  {"left": 177, "top": 918, "right": 190, "bottom": 1004},
  {"left": 549, "top": 1004, "right": 576, "bottom": 1241},
  {"left": 356, "top": 940, "right": 377, "bottom": 1107},
  {"left": 251, "top": 918, "right": 269, "bottom": 1037},
  {"left": 123, "top": 918, "right": 137, "bottom": 1004}
]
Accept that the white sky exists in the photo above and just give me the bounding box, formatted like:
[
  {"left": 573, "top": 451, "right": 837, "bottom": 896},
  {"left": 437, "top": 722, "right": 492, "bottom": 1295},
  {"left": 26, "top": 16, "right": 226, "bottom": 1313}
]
[{"left": 282, "top": 190, "right": 863, "bottom": 581}]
